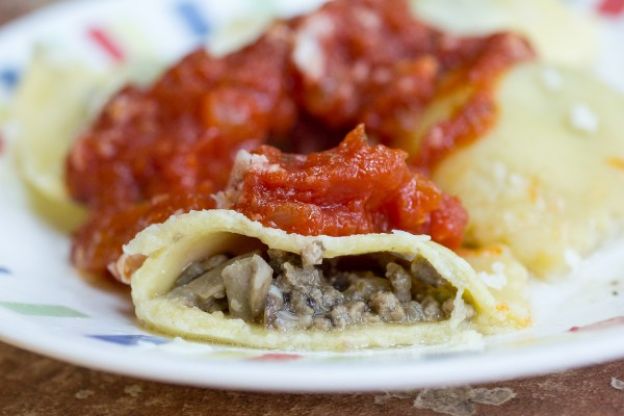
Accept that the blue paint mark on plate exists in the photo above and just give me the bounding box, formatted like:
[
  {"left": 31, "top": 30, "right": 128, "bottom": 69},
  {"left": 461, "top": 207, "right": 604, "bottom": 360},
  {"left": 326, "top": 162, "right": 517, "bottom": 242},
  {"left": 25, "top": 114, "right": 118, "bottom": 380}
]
[
  {"left": 175, "top": 2, "right": 211, "bottom": 37},
  {"left": 0, "top": 267, "right": 11, "bottom": 275},
  {"left": 0, "top": 68, "right": 20, "bottom": 89},
  {"left": 89, "top": 334, "right": 168, "bottom": 346}
]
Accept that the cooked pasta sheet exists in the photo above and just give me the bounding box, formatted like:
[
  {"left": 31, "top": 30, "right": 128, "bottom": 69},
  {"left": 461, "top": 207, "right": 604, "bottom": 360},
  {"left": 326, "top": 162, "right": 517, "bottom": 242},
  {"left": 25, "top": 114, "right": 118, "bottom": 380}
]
[
  {"left": 398, "top": 62, "right": 624, "bottom": 277},
  {"left": 10, "top": 52, "right": 98, "bottom": 230},
  {"left": 125, "top": 209, "right": 528, "bottom": 350},
  {"left": 411, "top": 0, "right": 597, "bottom": 66},
  {"left": 459, "top": 245, "right": 530, "bottom": 328},
  {"left": 208, "top": 0, "right": 597, "bottom": 66},
  {"left": 10, "top": 51, "right": 162, "bottom": 230}
]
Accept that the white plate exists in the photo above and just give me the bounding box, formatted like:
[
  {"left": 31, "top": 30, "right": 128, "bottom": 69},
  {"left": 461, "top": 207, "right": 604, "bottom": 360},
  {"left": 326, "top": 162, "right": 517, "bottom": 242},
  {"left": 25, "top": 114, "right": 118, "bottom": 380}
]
[{"left": 1, "top": 0, "right": 624, "bottom": 393}]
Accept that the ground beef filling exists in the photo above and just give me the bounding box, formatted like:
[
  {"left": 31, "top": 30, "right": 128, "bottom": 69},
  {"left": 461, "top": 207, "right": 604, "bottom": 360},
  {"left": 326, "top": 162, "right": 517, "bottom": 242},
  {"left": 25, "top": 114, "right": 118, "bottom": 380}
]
[{"left": 167, "top": 249, "right": 469, "bottom": 331}]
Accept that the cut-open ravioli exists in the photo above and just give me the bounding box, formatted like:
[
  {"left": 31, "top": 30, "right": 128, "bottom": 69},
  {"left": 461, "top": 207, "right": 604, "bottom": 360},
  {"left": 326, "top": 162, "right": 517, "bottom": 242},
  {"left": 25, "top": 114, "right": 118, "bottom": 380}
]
[
  {"left": 125, "top": 209, "right": 527, "bottom": 350},
  {"left": 459, "top": 245, "right": 530, "bottom": 328},
  {"left": 397, "top": 62, "right": 624, "bottom": 277}
]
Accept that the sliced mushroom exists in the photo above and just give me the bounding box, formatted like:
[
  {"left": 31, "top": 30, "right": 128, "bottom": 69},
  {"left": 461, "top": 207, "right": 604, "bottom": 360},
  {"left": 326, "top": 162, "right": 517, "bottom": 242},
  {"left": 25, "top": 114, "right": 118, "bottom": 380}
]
[
  {"left": 222, "top": 254, "right": 273, "bottom": 322},
  {"left": 175, "top": 254, "right": 229, "bottom": 287},
  {"left": 168, "top": 265, "right": 226, "bottom": 309},
  {"left": 175, "top": 262, "right": 207, "bottom": 287}
]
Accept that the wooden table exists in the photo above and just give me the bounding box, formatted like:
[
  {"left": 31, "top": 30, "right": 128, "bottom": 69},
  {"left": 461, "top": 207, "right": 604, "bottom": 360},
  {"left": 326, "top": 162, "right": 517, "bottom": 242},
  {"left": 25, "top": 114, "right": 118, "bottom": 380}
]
[
  {"left": 2, "top": 341, "right": 624, "bottom": 415},
  {"left": 2, "top": 1, "right": 624, "bottom": 415}
]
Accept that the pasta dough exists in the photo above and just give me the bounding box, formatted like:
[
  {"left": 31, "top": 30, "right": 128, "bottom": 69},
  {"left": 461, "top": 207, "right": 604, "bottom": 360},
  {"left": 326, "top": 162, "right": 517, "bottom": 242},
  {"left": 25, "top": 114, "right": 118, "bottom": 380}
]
[
  {"left": 411, "top": 0, "right": 597, "bottom": 66},
  {"left": 127, "top": 209, "right": 528, "bottom": 350},
  {"left": 398, "top": 63, "right": 624, "bottom": 277}
]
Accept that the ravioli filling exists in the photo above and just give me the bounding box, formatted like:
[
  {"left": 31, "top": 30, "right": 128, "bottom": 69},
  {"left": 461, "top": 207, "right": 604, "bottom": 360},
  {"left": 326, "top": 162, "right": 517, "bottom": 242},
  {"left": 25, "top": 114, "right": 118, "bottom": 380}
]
[{"left": 167, "top": 245, "right": 473, "bottom": 331}]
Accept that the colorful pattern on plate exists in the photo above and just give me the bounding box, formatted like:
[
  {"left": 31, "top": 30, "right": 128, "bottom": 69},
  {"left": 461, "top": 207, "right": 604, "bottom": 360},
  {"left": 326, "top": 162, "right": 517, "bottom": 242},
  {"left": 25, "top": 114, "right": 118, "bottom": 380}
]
[
  {"left": 569, "top": 317, "right": 624, "bottom": 332},
  {"left": 598, "top": 0, "right": 624, "bottom": 15},
  {"left": 0, "top": 302, "right": 87, "bottom": 318},
  {"left": 89, "top": 334, "right": 168, "bottom": 346},
  {"left": 0, "top": 0, "right": 624, "bottom": 392},
  {"left": 175, "top": 1, "right": 211, "bottom": 37},
  {"left": 0, "top": 68, "right": 19, "bottom": 89},
  {"left": 86, "top": 26, "right": 125, "bottom": 62}
]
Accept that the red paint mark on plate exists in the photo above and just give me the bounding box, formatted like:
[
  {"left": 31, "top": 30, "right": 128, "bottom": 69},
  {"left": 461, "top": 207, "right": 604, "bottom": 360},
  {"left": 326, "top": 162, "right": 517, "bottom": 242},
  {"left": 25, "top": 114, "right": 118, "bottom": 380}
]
[
  {"left": 250, "top": 353, "right": 303, "bottom": 362},
  {"left": 0, "top": 132, "right": 5, "bottom": 156},
  {"left": 569, "top": 316, "right": 624, "bottom": 332},
  {"left": 598, "top": 0, "right": 624, "bottom": 16},
  {"left": 87, "top": 27, "right": 125, "bottom": 62}
]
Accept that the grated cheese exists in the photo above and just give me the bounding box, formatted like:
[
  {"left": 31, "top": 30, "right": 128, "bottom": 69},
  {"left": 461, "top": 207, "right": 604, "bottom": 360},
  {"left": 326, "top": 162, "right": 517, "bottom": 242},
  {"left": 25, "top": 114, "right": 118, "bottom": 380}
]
[
  {"left": 540, "top": 67, "right": 563, "bottom": 91},
  {"left": 492, "top": 162, "right": 508, "bottom": 184},
  {"left": 564, "top": 248, "right": 582, "bottom": 270},
  {"left": 569, "top": 103, "right": 598, "bottom": 134},
  {"left": 508, "top": 173, "right": 528, "bottom": 192},
  {"left": 477, "top": 261, "right": 508, "bottom": 291},
  {"left": 292, "top": 14, "right": 334, "bottom": 80}
]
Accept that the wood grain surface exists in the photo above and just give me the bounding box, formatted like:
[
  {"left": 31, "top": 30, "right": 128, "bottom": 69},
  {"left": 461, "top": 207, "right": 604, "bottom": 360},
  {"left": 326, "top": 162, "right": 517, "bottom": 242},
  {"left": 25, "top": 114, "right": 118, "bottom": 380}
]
[
  {"left": 2, "top": 342, "right": 624, "bottom": 416},
  {"left": 1, "top": 1, "right": 624, "bottom": 415}
]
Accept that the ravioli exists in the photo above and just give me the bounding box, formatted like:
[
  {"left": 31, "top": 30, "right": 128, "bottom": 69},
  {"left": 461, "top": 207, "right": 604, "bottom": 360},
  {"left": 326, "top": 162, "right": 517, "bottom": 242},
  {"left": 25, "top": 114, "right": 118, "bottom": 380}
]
[
  {"left": 459, "top": 245, "right": 530, "bottom": 327},
  {"left": 397, "top": 62, "right": 624, "bottom": 277},
  {"left": 125, "top": 209, "right": 527, "bottom": 350},
  {"left": 411, "top": 0, "right": 597, "bottom": 67},
  {"left": 9, "top": 51, "right": 163, "bottom": 230},
  {"left": 11, "top": 52, "right": 97, "bottom": 230},
  {"left": 210, "top": 0, "right": 597, "bottom": 67}
]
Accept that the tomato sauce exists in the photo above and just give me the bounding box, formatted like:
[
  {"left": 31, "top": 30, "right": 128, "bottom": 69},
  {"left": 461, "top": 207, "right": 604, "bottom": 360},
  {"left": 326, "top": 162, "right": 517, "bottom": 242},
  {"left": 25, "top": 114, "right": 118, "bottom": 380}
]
[
  {"left": 71, "top": 193, "right": 215, "bottom": 276},
  {"left": 289, "top": 0, "right": 534, "bottom": 152},
  {"left": 223, "top": 125, "right": 467, "bottom": 248},
  {"left": 66, "top": 0, "right": 533, "bottom": 277},
  {"left": 67, "top": 27, "right": 295, "bottom": 210},
  {"left": 411, "top": 33, "right": 534, "bottom": 172}
]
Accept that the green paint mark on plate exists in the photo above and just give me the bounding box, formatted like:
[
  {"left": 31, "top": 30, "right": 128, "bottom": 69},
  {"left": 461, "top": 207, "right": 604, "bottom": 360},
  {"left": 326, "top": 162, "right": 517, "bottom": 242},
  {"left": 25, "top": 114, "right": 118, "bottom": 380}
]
[{"left": 0, "top": 302, "right": 88, "bottom": 318}]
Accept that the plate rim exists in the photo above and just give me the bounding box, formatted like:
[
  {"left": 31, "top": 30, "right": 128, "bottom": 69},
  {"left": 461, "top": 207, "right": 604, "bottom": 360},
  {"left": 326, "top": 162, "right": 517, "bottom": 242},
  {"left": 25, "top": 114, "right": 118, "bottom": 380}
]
[
  {"left": 2, "top": 306, "right": 624, "bottom": 392},
  {"left": 2, "top": 0, "right": 624, "bottom": 393}
]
